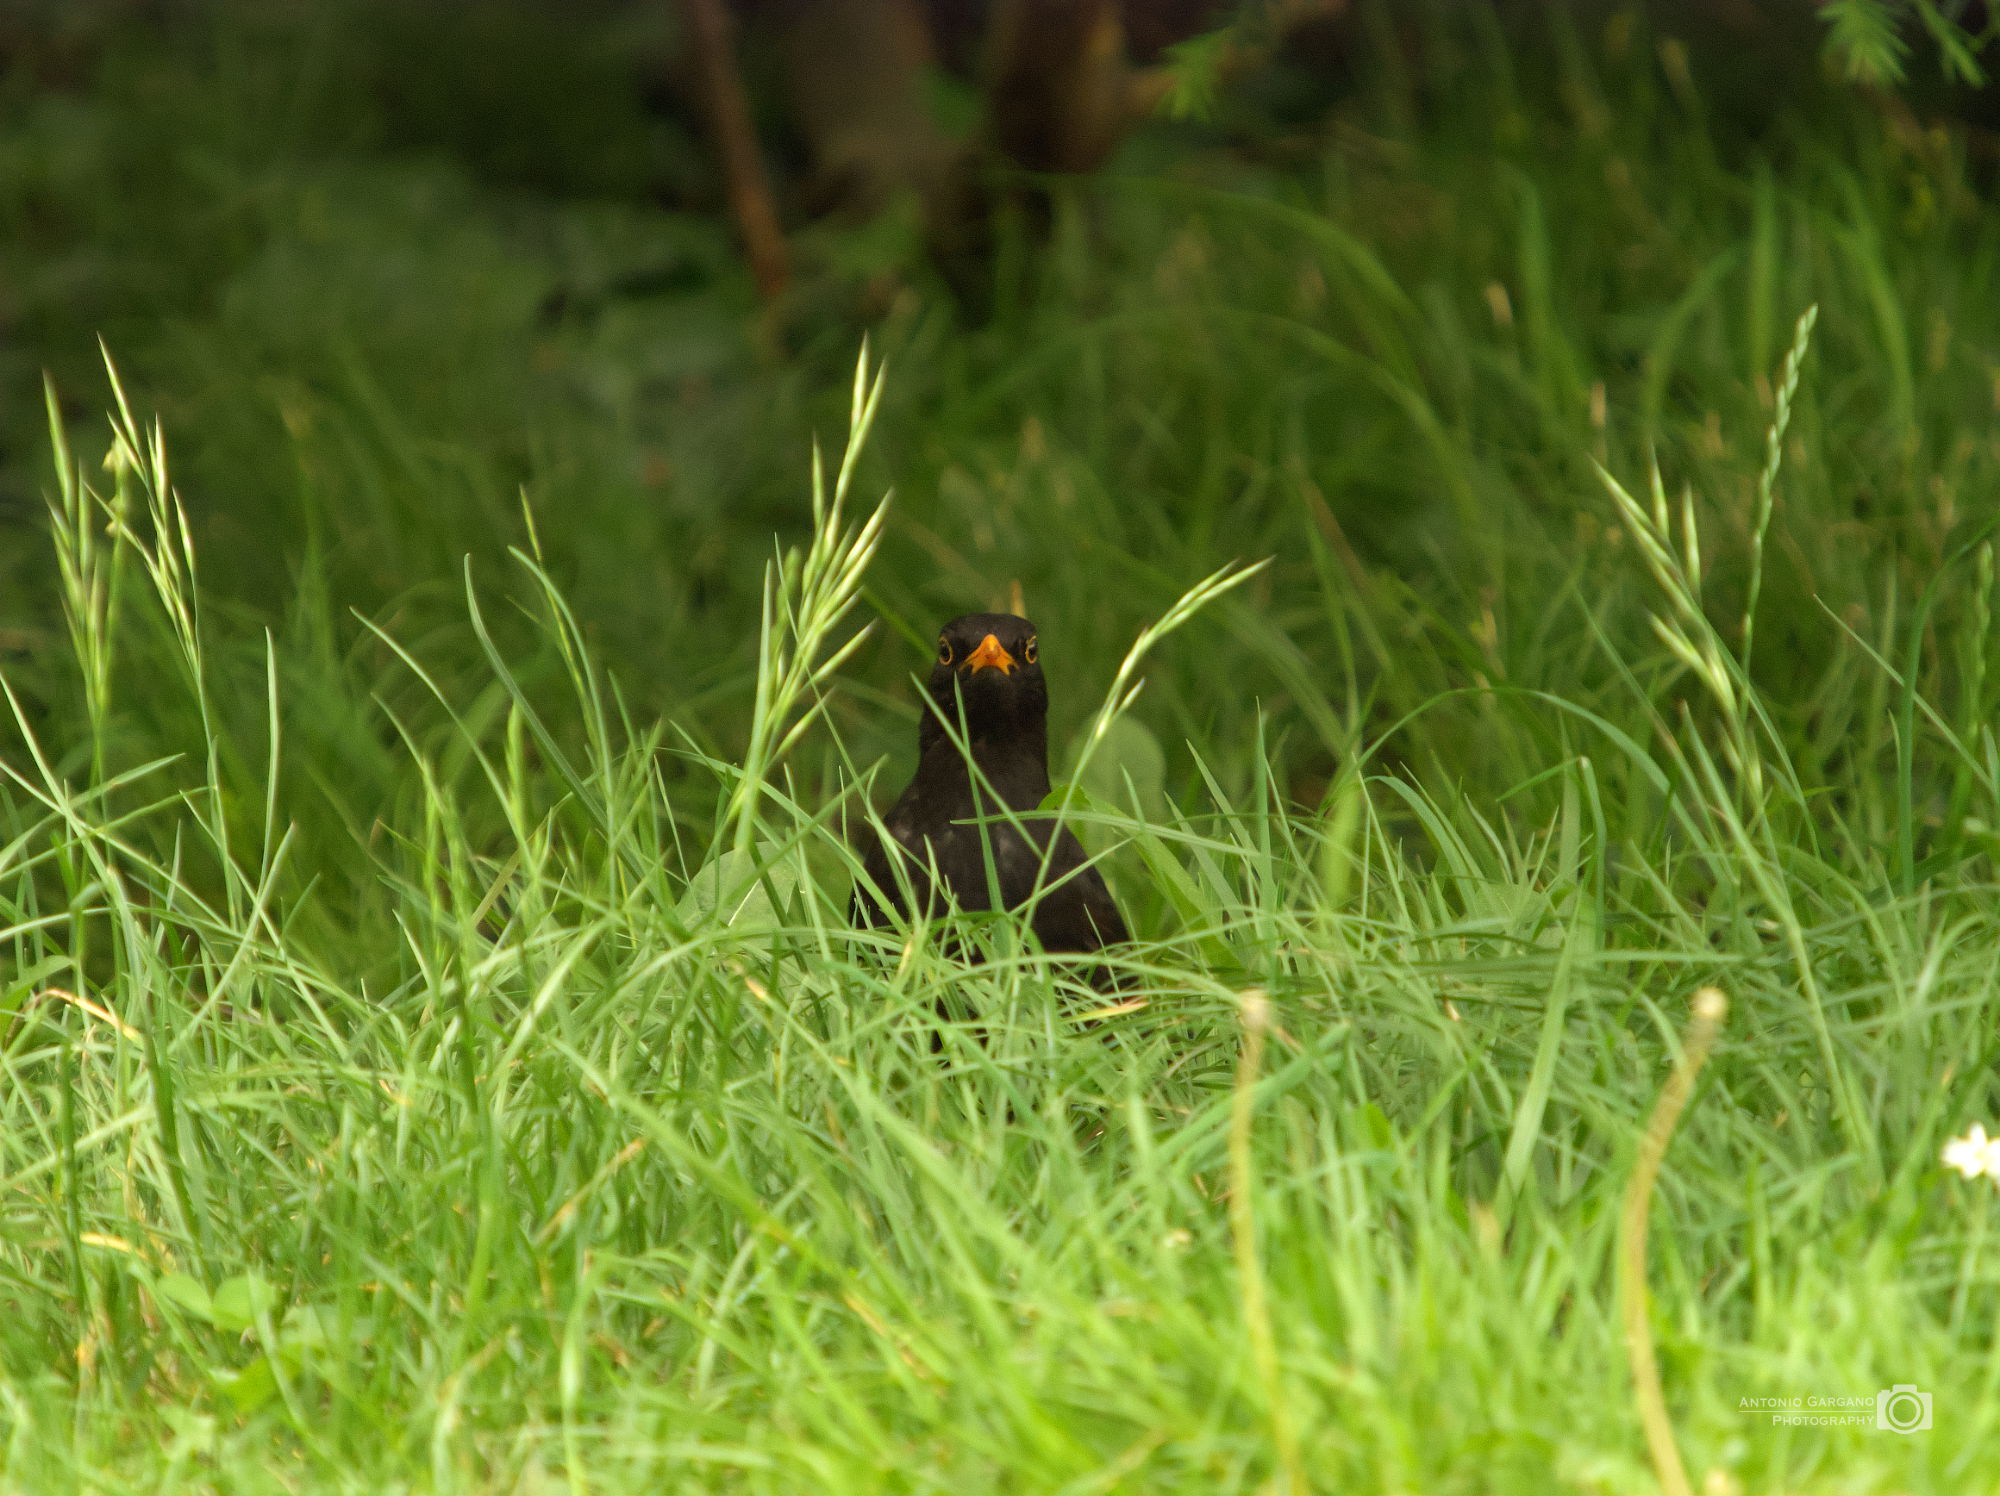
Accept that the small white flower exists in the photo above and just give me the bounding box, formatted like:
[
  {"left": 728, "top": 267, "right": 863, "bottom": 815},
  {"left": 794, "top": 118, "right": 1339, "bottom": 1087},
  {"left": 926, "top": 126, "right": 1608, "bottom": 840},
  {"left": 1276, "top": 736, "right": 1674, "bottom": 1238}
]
[{"left": 1942, "top": 1123, "right": 2000, "bottom": 1181}]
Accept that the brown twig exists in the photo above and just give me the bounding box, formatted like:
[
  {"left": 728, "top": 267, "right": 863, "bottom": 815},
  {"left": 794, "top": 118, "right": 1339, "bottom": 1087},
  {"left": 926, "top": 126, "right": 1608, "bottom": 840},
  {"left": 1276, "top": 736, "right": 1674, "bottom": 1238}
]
[{"left": 682, "top": 0, "right": 789, "bottom": 301}]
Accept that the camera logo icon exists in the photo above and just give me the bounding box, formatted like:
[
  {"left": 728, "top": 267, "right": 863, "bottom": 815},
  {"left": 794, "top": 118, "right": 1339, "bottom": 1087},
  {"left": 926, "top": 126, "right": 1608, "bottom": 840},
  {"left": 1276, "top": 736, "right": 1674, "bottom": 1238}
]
[{"left": 1876, "top": 1384, "right": 1932, "bottom": 1434}]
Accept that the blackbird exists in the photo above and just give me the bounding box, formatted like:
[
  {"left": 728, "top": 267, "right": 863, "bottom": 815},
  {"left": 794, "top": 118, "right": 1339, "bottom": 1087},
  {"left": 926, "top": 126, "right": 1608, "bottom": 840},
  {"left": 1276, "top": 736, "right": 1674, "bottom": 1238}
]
[{"left": 853, "top": 613, "right": 1129, "bottom": 965}]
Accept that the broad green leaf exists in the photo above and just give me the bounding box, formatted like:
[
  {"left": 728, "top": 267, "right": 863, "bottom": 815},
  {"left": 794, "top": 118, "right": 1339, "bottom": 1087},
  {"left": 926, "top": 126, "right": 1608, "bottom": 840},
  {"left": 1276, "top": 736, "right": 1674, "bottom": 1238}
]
[
  {"left": 676, "top": 844, "right": 799, "bottom": 932},
  {"left": 210, "top": 1273, "right": 277, "bottom": 1333},
  {"left": 1065, "top": 716, "right": 1168, "bottom": 822},
  {"left": 278, "top": 1304, "right": 371, "bottom": 1358},
  {"left": 213, "top": 1355, "right": 278, "bottom": 1412},
  {"left": 153, "top": 1273, "right": 213, "bottom": 1323}
]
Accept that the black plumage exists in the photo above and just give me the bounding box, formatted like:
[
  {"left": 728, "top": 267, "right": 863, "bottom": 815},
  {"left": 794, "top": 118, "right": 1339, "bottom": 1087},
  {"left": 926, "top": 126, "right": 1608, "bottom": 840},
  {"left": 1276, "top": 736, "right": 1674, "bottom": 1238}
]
[{"left": 852, "top": 612, "right": 1128, "bottom": 963}]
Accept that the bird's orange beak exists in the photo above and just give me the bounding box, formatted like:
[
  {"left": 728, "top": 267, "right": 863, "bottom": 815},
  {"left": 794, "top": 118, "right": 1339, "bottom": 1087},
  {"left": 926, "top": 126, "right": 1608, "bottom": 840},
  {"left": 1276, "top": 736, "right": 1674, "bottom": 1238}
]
[{"left": 962, "top": 633, "right": 1016, "bottom": 675}]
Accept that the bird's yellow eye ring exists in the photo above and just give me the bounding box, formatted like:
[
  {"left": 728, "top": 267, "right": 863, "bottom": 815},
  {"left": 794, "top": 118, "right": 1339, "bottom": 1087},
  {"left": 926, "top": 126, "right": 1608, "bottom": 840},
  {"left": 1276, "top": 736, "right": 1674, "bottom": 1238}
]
[
  {"left": 1023, "top": 636, "right": 1038, "bottom": 664},
  {"left": 937, "top": 638, "right": 953, "bottom": 666}
]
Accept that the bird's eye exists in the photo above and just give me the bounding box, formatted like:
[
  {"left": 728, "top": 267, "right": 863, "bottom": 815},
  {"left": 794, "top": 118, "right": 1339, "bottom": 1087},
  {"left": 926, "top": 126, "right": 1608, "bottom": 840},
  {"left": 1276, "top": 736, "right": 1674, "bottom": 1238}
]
[
  {"left": 937, "top": 638, "right": 953, "bottom": 666},
  {"left": 1023, "top": 636, "right": 1038, "bottom": 664}
]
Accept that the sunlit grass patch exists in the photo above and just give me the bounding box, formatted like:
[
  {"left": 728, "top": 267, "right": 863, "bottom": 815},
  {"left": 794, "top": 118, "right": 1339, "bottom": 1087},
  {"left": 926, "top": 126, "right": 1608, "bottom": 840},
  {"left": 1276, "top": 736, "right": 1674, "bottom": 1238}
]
[{"left": 1, "top": 321, "right": 1997, "bottom": 1492}]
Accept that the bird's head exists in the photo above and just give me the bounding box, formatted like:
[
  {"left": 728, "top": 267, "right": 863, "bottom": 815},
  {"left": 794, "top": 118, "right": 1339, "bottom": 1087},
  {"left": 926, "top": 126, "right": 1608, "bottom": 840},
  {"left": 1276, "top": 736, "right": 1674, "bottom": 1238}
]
[{"left": 924, "top": 612, "right": 1047, "bottom": 742}]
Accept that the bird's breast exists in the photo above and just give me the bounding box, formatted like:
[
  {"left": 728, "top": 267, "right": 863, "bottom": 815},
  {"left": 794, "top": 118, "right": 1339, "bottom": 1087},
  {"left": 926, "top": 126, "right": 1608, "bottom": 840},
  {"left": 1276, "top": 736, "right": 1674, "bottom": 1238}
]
[{"left": 885, "top": 745, "right": 1059, "bottom": 912}]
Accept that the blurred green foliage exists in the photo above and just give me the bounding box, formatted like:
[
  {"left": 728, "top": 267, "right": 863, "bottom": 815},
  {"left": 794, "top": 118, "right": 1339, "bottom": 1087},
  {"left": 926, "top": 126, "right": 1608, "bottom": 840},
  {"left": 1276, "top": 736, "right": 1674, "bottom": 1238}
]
[{"left": 7, "top": 7, "right": 2000, "bottom": 1484}]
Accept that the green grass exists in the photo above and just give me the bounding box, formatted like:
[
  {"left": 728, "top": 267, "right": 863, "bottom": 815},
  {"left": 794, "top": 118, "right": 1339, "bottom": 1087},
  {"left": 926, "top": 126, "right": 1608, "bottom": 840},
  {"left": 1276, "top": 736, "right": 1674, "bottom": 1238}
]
[{"left": 6, "top": 3, "right": 2000, "bottom": 1490}]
